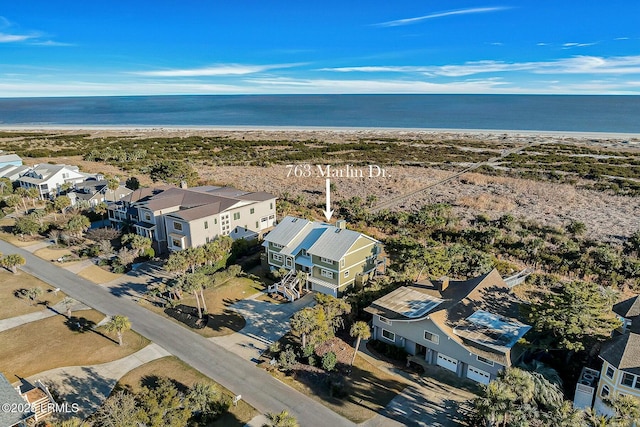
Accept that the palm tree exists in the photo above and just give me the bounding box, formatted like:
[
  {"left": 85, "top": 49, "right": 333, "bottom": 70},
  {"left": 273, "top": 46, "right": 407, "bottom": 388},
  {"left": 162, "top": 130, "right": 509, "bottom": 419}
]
[
  {"left": 263, "top": 409, "right": 299, "bottom": 427},
  {"left": 187, "top": 382, "right": 219, "bottom": 420},
  {"left": 584, "top": 407, "right": 614, "bottom": 427},
  {"left": 2, "top": 253, "right": 26, "bottom": 274},
  {"left": 104, "top": 315, "right": 131, "bottom": 346},
  {"left": 609, "top": 393, "right": 640, "bottom": 426},
  {"left": 105, "top": 176, "right": 120, "bottom": 203},
  {"left": 61, "top": 297, "right": 76, "bottom": 317},
  {"left": 181, "top": 273, "right": 207, "bottom": 319},
  {"left": 290, "top": 307, "right": 316, "bottom": 349},
  {"left": 165, "top": 251, "right": 189, "bottom": 277},
  {"left": 349, "top": 321, "right": 371, "bottom": 366},
  {"left": 94, "top": 202, "right": 108, "bottom": 226},
  {"left": 25, "top": 287, "right": 43, "bottom": 305}
]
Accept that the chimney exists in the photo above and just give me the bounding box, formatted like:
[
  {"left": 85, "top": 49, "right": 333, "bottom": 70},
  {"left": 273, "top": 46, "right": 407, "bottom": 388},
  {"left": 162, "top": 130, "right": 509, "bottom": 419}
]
[
  {"left": 438, "top": 276, "right": 449, "bottom": 292},
  {"left": 180, "top": 180, "right": 188, "bottom": 189},
  {"left": 336, "top": 219, "right": 347, "bottom": 229}
]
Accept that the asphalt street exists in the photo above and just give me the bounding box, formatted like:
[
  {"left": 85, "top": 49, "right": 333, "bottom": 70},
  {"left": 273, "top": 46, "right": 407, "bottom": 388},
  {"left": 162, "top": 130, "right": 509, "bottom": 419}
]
[{"left": 0, "top": 239, "right": 355, "bottom": 426}]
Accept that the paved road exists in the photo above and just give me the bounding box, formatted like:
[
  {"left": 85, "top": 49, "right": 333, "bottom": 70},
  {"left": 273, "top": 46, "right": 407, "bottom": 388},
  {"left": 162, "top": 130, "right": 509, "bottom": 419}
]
[{"left": 0, "top": 240, "right": 355, "bottom": 427}]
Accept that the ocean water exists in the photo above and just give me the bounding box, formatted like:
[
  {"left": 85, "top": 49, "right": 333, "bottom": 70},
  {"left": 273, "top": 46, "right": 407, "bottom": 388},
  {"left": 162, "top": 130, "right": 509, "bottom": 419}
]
[{"left": 0, "top": 94, "right": 639, "bottom": 133}]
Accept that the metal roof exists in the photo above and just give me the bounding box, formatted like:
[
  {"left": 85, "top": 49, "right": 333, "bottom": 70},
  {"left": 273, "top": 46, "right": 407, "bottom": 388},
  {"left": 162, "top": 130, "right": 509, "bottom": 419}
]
[
  {"left": 307, "top": 226, "right": 364, "bottom": 261},
  {"left": 263, "top": 216, "right": 312, "bottom": 247}
]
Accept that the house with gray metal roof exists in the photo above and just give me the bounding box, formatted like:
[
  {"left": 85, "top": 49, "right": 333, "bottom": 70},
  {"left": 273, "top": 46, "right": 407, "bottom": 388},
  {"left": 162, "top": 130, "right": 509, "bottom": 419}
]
[
  {"left": 592, "top": 295, "right": 640, "bottom": 416},
  {"left": 263, "top": 216, "right": 383, "bottom": 299},
  {"left": 15, "top": 164, "right": 95, "bottom": 198},
  {"left": 0, "top": 153, "right": 23, "bottom": 169},
  {"left": 365, "top": 269, "right": 530, "bottom": 385}
]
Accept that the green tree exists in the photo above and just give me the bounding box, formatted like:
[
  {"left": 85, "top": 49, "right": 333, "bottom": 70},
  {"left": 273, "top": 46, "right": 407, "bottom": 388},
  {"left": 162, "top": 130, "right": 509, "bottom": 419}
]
[
  {"left": 149, "top": 160, "right": 199, "bottom": 186},
  {"left": 349, "top": 321, "right": 371, "bottom": 366},
  {"left": 104, "top": 315, "right": 131, "bottom": 346},
  {"left": 136, "top": 377, "right": 192, "bottom": 427},
  {"left": 122, "top": 233, "right": 152, "bottom": 256},
  {"left": 609, "top": 393, "right": 640, "bottom": 426},
  {"left": 105, "top": 176, "right": 120, "bottom": 203},
  {"left": 186, "top": 382, "right": 225, "bottom": 423},
  {"left": 524, "top": 280, "right": 621, "bottom": 353},
  {"left": 263, "top": 409, "right": 299, "bottom": 427},
  {"left": 93, "top": 390, "right": 138, "bottom": 427},
  {"left": 181, "top": 272, "right": 209, "bottom": 319},
  {"left": 94, "top": 201, "right": 108, "bottom": 224},
  {"left": 321, "top": 351, "right": 337, "bottom": 371},
  {"left": 0, "top": 177, "right": 12, "bottom": 195},
  {"left": 65, "top": 214, "right": 91, "bottom": 238},
  {"left": 54, "top": 195, "right": 71, "bottom": 216},
  {"left": 14, "top": 216, "right": 40, "bottom": 236},
  {"left": 125, "top": 176, "right": 140, "bottom": 190},
  {"left": 2, "top": 253, "right": 26, "bottom": 274},
  {"left": 314, "top": 293, "right": 352, "bottom": 335},
  {"left": 290, "top": 307, "right": 316, "bottom": 349}
]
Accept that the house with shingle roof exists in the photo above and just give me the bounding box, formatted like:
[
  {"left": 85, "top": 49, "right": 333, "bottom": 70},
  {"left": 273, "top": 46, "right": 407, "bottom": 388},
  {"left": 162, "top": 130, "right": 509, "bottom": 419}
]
[
  {"left": 0, "top": 373, "right": 35, "bottom": 427},
  {"left": 263, "top": 216, "right": 383, "bottom": 298},
  {"left": 365, "top": 269, "right": 530, "bottom": 385},
  {"left": 593, "top": 295, "right": 640, "bottom": 415},
  {"left": 14, "top": 164, "right": 97, "bottom": 198},
  {"left": 121, "top": 185, "right": 276, "bottom": 253}
]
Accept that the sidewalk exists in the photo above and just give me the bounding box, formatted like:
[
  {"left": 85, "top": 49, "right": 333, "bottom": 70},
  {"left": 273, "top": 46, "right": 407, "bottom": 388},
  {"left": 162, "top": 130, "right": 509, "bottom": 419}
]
[
  {"left": 0, "top": 300, "right": 90, "bottom": 333},
  {"left": 22, "top": 343, "right": 170, "bottom": 418}
]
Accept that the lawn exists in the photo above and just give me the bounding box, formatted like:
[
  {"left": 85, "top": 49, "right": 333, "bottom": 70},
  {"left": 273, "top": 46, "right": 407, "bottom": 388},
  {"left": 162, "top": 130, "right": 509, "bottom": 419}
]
[
  {"left": 266, "top": 353, "right": 409, "bottom": 423},
  {"left": 140, "top": 276, "right": 264, "bottom": 338},
  {"left": 0, "top": 269, "right": 66, "bottom": 319},
  {"left": 115, "top": 356, "right": 257, "bottom": 427},
  {"left": 0, "top": 309, "right": 149, "bottom": 382},
  {"left": 77, "top": 264, "right": 123, "bottom": 284},
  {"left": 34, "top": 246, "right": 73, "bottom": 262}
]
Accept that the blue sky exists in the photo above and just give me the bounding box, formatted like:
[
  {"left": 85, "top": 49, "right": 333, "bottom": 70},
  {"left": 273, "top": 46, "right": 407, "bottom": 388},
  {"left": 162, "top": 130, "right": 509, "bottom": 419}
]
[{"left": 1, "top": 1, "right": 640, "bottom": 96}]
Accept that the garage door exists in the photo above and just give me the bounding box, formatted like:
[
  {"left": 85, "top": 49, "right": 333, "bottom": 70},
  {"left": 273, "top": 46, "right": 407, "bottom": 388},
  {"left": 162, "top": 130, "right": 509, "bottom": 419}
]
[
  {"left": 436, "top": 354, "right": 458, "bottom": 373},
  {"left": 467, "top": 365, "right": 491, "bottom": 385}
]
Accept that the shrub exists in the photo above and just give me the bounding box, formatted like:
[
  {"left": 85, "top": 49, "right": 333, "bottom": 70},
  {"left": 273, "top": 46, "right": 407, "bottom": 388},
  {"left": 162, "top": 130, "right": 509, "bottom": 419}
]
[
  {"left": 279, "top": 346, "right": 298, "bottom": 372},
  {"left": 308, "top": 355, "right": 316, "bottom": 367},
  {"left": 112, "top": 264, "right": 126, "bottom": 274},
  {"left": 141, "top": 247, "right": 155, "bottom": 259},
  {"left": 302, "top": 343, "right": 315, "bottom": 358},
  {"left": 269, "top": 341, "right": 281, "bottom": 355},
  {"left": 321, "top": 351, "right": 337, "bottom": 372}
]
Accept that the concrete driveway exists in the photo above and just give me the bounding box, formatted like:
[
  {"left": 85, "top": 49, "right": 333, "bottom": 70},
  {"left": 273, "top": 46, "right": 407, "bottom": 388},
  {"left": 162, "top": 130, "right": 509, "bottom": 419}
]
[{"left": 211, "top": 293, "right": 315, "bottom": 361}]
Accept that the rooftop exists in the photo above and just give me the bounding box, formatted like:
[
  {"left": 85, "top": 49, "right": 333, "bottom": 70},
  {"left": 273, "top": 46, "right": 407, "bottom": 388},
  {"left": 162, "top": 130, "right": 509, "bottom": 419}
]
[
  {"left": 369, "top": 287, "right": 443, "bottom": 319},
  {"left": 0, "top": 374, "right": 34, "bottom": 426},
  {"left": 613, "top": 295, "right": 640, "bottom": 319},
  {"left": 453, "top": 310, "right": 531, "bottom": 351},
  {"left": 600, "top": 331, "right": 640, "bottom": 375}
]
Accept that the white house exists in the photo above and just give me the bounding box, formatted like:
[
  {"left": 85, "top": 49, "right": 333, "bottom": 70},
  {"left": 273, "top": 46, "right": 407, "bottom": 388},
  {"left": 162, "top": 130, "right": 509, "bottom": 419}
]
[{"left": 16, "top": 164, "right": 94, "bottom": 198}]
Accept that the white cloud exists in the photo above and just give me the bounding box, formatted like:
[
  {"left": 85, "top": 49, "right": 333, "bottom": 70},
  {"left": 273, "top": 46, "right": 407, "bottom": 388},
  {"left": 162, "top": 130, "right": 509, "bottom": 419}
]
[
  {"left": 132, "top": 63, "right": 302, "bottom": 77},
  {"left": 0, "top": 32, "right": 36, "bottom": 43},
  {"left": 561, "top": 42, "right": 597, "bottom": 49},
  {"left": 322, "top": 55, "right": 640, "bottom": 77},
  {"left": 374, "top": 7, "right": 509, "bottom": 27},
  {"left": 537, "top": 43, "right": 549, "bottom": 46}
]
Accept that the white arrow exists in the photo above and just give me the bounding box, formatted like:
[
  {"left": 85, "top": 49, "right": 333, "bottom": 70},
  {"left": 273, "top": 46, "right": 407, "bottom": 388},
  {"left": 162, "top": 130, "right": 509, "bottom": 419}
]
[{"left": 323, "top": 178, "right": 334, "bottom": 221}]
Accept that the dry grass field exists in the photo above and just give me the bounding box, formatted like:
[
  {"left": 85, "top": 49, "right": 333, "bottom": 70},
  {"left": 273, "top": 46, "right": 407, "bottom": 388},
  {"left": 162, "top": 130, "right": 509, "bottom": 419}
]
[
  {"left": 77, "top": 264, "right": 124, "bottom": 284},
  {"left": 0, "top": 309, "right": 149, "bottom": 382},
  {"left": 0, "top": 270, "right": 66, "bottom": 319}
]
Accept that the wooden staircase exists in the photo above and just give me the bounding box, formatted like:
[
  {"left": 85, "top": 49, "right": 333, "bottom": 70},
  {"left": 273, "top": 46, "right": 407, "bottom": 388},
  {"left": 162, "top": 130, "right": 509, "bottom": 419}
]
[{"left": 268, "top": 269, "right": 303, "bottom": 302}]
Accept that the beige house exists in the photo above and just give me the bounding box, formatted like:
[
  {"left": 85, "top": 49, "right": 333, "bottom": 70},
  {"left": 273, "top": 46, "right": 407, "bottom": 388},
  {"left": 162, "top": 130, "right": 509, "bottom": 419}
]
[
  {"left": 263, "top": 216, "right": 383, "bottom": 299},
  {"left": 592, "top": 295, "right": 640, "bottom": 415},
  {"left": 131, "top": 186, "right": 276, "bottom": 253}
]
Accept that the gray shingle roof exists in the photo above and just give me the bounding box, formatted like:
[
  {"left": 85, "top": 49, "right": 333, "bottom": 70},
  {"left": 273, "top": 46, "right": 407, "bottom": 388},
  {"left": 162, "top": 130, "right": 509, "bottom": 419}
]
[
  {"left": 600, "top": 332, "right": 640, "bottom": 375},
  {"left": 613, "top": 296, "right": 640, "bottom": 319},
  {"left": 0, "top": 374, "right": 34, "bottom": 426}
]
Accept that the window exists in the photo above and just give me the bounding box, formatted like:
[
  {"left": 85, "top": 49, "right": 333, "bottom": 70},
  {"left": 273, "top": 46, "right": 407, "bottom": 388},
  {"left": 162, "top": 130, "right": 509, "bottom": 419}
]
[
  {"left": 144, "top": 212, "right": 151, "bottom": 221},
  {"left": 477, "top": 355, "right": 494, "bottom": 366},
  {"left": 214, "top": 218, "right": 217, "bottom": 224},
  {"left": 270, "top": 203, "right": 273, "bottom": 209},
  {"left": 301, "top": 249, "right": 308, "bottom": 256},
  {"left": 272, "top": 243, "right": 283, "bottom": 249},
  {"left": 171, "top": 238, "right": 182, "bottom": 248},
  {"left": 204, "top": 221, "right": 208, "bottom": 229},
  {"left": 601, "top": 385, "right": 610, "bottom": 398},
  {"left": 606, "top": 366, "right": 615, "bottom": 379},
  {"left": 321, "top": 269, "right": 334, "bottom": 279},
  {"left": 340, "top": 259, "right": 345, "bottom": 267},
  {"left": 250, "top": 208, "right": 255, "bottom": 214},
  {"left": 424, "top": 331, "right": 439, "bottom": 344},
  {"left": 622, "top": 373, "right": 635, "bottom": 387},
  {"left": 379, "top": 316, "right": 391, "bottom": 325},
  {"left": 173, "top": 221, "right": 183, "bottom": 231},
  {"left": 381, "top": 329, "right": 395, "bottom": 342},
  {"left": 272, "top": 253, "right": 283, "bottom": 262},
  {"left": 206, "top": 237, "right": 210, "bottom": 243},
  {"left": 233, "top": 212, "right": 240, "bottom": 220},
  {"left": 344, "top": 270, "right": 349, "bottom": 278},
  {"left": 320, "top": 257, "right": 334, "bottom": 264}
]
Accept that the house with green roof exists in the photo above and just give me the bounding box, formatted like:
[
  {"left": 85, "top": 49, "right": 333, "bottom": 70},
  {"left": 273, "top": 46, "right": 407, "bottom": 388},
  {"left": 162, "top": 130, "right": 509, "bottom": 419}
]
[{"left": 263, "top": 216, "right": 383, "bottom": 299}]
